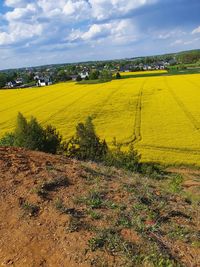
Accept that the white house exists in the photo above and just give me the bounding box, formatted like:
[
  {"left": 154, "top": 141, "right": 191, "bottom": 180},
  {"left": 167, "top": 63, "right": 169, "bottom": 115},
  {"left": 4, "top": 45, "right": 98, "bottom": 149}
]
[
  {"left": 37, "top": 77, "right": 52, "bottom": 87},
  {"left": 79, "top": 71, "right": 89, "bottom": 79},
  {"left": 6, "top": 81, "right": 16, "bottom": 88},
  {"left": 15, "top": 78, "right": 23, "bottom": 85}
]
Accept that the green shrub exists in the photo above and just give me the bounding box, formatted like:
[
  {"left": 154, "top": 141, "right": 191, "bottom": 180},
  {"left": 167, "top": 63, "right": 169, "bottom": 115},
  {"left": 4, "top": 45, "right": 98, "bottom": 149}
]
[
  {"left": 76, "top": 75, "right": 82, "bottom": 81},
  {"left": 139, "top": 163, "right": 166, "bottom": 179},
  {"left": 43, "top": 125, "right": 62, "bottom": 154},
  {"left": 0, "top": 113, "right": 63, "bottom": 154},
  {"left": 99, "top": 70, "right": 112, "bottom": 82},
  {"left": 169, "top": 174, "right": 183, "bottom": 193},
  {"left": 66, "top": 116, "right": 108, "bottom": 162},
  {"left": 14, "top": 113, "right": 45, "bottom": 150},
  {"left": 105, "top": 144, "right": 141, "bottom": 172},
  {"left": 0, "top": 132, "right": 15, "bottom": 146},
  {"left": 116, "top": 72, "right": 121, "bottom": 79}
]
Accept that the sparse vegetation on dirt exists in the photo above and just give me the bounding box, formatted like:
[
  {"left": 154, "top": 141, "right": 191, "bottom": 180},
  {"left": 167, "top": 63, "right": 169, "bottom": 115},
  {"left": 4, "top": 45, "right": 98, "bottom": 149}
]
[{"left": 0, "top": 146, "right": 199, "bottom": 266}]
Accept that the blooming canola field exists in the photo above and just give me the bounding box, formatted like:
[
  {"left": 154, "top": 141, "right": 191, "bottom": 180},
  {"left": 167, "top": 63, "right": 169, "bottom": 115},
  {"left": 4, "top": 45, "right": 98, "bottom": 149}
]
[{"left": 0, "top": 73, "right": 200, "bottom": 166}]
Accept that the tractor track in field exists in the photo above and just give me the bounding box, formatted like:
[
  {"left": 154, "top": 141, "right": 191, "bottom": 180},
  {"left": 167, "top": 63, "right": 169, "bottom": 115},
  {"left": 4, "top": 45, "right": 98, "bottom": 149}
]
[
  {"left": 139, "top": 144, "right": 200, "bottom": 155},
  {"left": 41, "top": 83, "right": 109, "bottom": 124},
  {"left": 164, "top": 77, "right": 200, "bottom": 131},
  {"left": 121, "top": 79, "right": 147, "bottom": 146}
]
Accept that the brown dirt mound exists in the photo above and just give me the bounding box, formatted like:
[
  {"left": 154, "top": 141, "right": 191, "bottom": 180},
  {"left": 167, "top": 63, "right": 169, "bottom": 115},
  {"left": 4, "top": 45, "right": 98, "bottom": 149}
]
[{"left": 0, "top": 147, "right": 199, "bottom": 267}]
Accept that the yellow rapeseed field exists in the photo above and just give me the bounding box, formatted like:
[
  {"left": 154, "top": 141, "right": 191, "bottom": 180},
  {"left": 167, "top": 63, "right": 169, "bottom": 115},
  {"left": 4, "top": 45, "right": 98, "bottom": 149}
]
[
  {"left": 0, "top": 73, "right": 200, "bottom": 166},
  {"left": 119, "top": 70, "right": 167, "bottom": 76}
]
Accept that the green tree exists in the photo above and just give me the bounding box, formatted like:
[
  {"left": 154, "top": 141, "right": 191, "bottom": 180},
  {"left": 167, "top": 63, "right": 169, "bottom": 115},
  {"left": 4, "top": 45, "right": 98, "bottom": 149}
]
[
  {"left": 66, "top": 117, "right": 108, "bottom": 162},
  {"left": 76, "top": 75, "right": 82, "bottom": 82},
  {"left": 14, "top": 113, "right": 44, "bottom": 150},
  {"left": 57, "top": 70, "right": 71, "bottom": 82},
  {"left": 10, "top": 113, "right": 62, "bottom": 153},
  {"left": 99, "top": 70, "right": 112, "bottom": 82},
  {"left": 0, "top": 73, "right": 7, "bottom": 88},
  {"left": 14, "top": 112, "right": 29, "bottom": 147},
  {"left": 43, "top": 125, "right": 62, "bottom": 154},
  {"left": 0, "top": 133, "right": 15, "bottom": 146},
  {"left": 89, "top": 70, "right": 99, "bottom": 80},
  {"left": 116, "top": 72, "right": 121, "bottom": 79}
]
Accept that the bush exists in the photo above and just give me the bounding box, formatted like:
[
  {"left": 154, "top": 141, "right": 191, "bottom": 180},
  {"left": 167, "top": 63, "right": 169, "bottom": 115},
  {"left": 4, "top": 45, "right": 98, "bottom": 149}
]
[
  {"left": 99, "top": 70, "right": 112, "bottom": 82},
  {"left": 89, "top": 70, "right": 99, "bottom": 80},
  {"left": 139, "top": 163, "right": 166, "bottom": 179},
  {"left": 76, "top": 75, "right": 82, "bottom": 82},
  {"left": 0, "top": 132, "right": 15, "bottom": 146},
  {"left": 116, "top": 72, "right": 121, "bottom": 79},
  {"left": 43, "top": 125, "right": 63, "bottom": 154},
  {"left": 66, "top": 116, "right": 108, "bottom": 162},
  {"left": 14, "top": 113, "right": 45, "bottom": 150},
  {"left": 66, "top": 119, "right": 141, "bottom": 172},
  {"left": 105, "top": 144, "right": 141, "bottom": 172},
  {"left": 0, "top": 113, "right": 62, "bottom": 154}
]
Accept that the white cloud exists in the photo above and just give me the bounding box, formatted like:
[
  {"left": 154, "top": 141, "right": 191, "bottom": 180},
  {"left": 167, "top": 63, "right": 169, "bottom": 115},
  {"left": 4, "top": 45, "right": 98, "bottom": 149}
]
[
  {"left": 82, "top": 23, "right": 111, "bottom": 40},
  {"left": 0, "top": 22, "right": 43, "bottom": 45},
  {"left": 5, "top": 0, "right": 28, "bottom": 8},
  {"left": 157, "top": 29, "right": 186, "bottom": 40},
  {"left": 192, "top": 26, "right": 200, "bottom": 34},
  {"left": 89, "top": 0, "right": 157, "bottom": 20},
  {"left": 67, "top": 19, "right": 138, "bottom": 46},
  {"left": 158, "top": 33, "right": 171, "bottom": 40},
  {"left": 63, "top": 0, "right": 90, "bottom": 17},
  {"left": 0, "top": 0, "right": 157, "bottom": 47},
  {"left": 170, "top": 39, "right": 183, "bottom": 46},
  {"left": 5, "top": 3, "right": 37, "bottom": 21},
  {"left": 170, "top": 36, "right": 200, "bottom": 47}
]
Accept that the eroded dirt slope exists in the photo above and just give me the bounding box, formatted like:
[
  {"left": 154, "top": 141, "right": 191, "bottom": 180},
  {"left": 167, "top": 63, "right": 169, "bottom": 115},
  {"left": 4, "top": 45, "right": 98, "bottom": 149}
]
[{"left": 0, "top": 147, "right": 199, "bottom": 267}]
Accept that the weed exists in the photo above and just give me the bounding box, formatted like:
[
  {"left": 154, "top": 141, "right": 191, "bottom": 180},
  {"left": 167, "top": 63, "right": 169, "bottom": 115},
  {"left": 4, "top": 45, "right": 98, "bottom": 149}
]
[
  {"left": 105, "top": 200, "right": 118, "bottom": 209},
  {"left": 89, "top": 235, "right": 106, "bottom": 251},
  {"left": 116, "top": 212, "right": 132, "bottom": 228},
  {"left": 192, "top": 241, "right": 200, "bottom": 248},
  {"left": 54, "top": 198, "right": 66, "bottom": 212},
  {"left": 167, "top": 224, "right": 192, "bottom": 242},
  {"left": 19, "top": 199, "right": 39, "bottom": 217},
  {"left": 66, "top": 216, "right": 81, "bottom": 232},
  {"left": 88, "top": 228, "right": 140, "bottom": 262},
  {"left": 88, "top": 210, "right": 102, "bottom": 220},
  {"left": 77, "top": 190, "right": 106, "bottom": 209},
  {"left": 169, "top": 175, "right": 183, "bottom": 193}
]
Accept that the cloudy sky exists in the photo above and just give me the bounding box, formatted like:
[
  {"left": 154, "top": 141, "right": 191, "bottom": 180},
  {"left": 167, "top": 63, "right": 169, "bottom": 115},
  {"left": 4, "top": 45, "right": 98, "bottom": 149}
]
[{"left": 0, "top": 0, "right": 200, "bottom": 70}]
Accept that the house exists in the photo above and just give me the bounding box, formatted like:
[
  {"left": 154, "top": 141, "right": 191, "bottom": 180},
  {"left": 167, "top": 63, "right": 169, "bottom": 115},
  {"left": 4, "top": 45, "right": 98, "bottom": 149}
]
[
  {"left": 36, "top": 77, "right": 52, "bottom": 87},
  {"left": 143, "top": 65, "right": 148, "bottom": 71},
  {"left": 79, "top": 71, "right": 89, "bottom": 79},
  {"left": 15, "top": 78, "right": 23, "bottom": 85},
  {"left": 6, "top": 81, "right": 16, "bottom": 88}
]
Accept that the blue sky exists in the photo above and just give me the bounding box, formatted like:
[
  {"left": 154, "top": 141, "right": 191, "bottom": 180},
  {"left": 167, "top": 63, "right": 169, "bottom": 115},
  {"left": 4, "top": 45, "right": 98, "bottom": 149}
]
[{"left": 0, "top": 0, "right": 200, "bottom": 70}]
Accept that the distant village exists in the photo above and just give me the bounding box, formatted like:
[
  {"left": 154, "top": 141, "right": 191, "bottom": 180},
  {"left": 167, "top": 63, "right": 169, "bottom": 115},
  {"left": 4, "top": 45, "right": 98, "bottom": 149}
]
[
  {"left": 2, "top": 58, "right": 174, "bottom": 89},
  {"left": 1, "top": 49, "right": 200, "bottom": 89}
]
